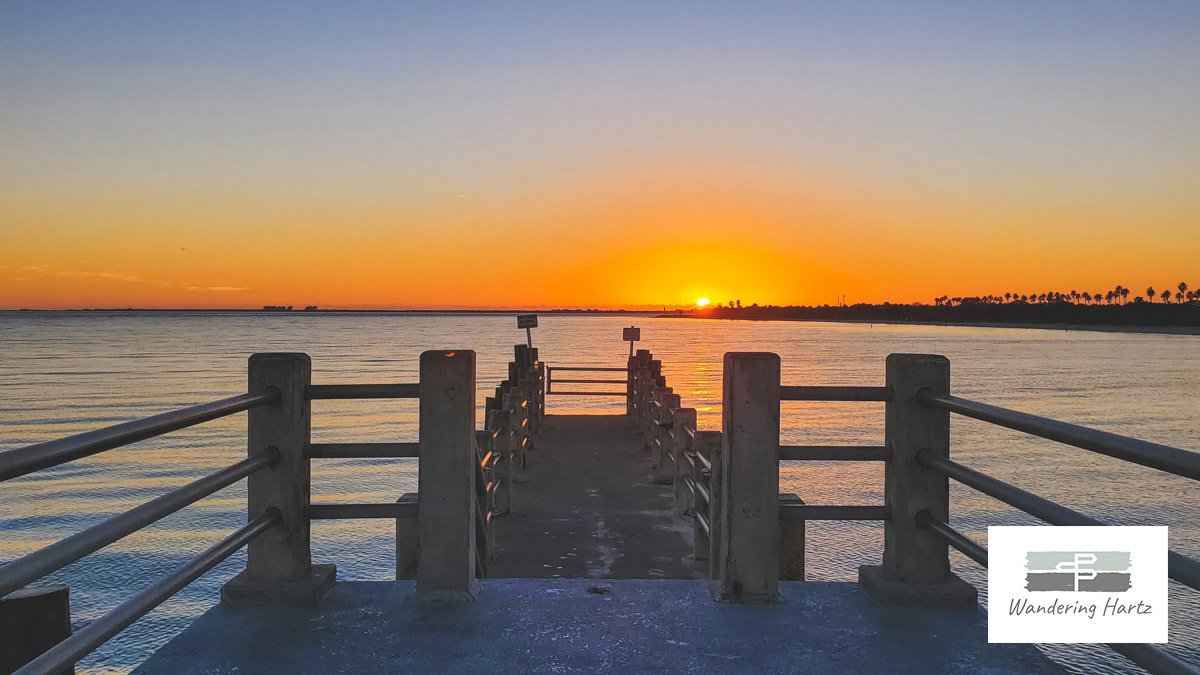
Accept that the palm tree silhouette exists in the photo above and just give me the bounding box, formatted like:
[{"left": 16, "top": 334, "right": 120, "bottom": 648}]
[
  {"left": 1146, "top": 287, "right": 1155, "bottom": 303},
  {"left": 1160, "top": 289, "right": 1171, "bottom": 303}
]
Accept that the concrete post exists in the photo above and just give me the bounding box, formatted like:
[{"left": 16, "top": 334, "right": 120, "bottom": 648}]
[
  {"left": 714, "top": 352, "right": 780, "bottom": 603},
  {"left": 626, "top": 355, "right": 637, "bottom": 417},
  {"left": 696, "top": 430, "right": 722, "bottom": 572},
  {"left": 653, "top": 393, "right": 680, "bottom": 484},
  {"left": 417, "top": 349, "right": 478, "bottom": 597},
  {"left": 859, "top": 354, "right": 976, "bottom": 608},
  {"left": 0, "top": 585, "right": 72, "bottom": 674},
  {"left": 223, "top": 353, "right": 334, "bottom": 606},
  {"left": 475, "top": 430, "right": 497, "bottom": 561},
  {"left": 487, "top": 409, "right": 512, "bottom": 514},
  {"left": 779, "top": 494, "right": 806, "bottom": 580},
  {"left": 634, "top": 351, "right": 652, "bottom": 430},
  {"left": 672, "top": 408, "right": 697, "bottom": 515},
  {"left": 395, "top": 493, "right": 419, "bottom": 579}
]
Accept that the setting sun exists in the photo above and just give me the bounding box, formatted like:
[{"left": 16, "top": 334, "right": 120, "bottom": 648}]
[{"left": 696, "top": 297, "right": 710, "bottom": 307}]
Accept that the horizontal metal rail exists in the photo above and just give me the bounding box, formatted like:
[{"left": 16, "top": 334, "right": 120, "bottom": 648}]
[
  {"left": 0, "top": 449, "right": 277, "bottom": 597},
  {"left": 548, "top": 366, "right": 629, "bottom": 372},
  {"left": 307, "top": 383, "right": 419, "bottom": 400},
  {"left": 780, "top": 445, "right": 891, "bottom": 461},
  {"left": 551, "top": 378, "right": 627, "bottom": 384},
  {"left": 918, "top": 450, "right": 1200, "bottom": 592},
  {"left": 549, "top": 391, "right": 625, "bottom": 396},
  {"left": 1109, "top": 643, "right": 1200, "bottom": 675},
  {"left": 780, "top": 385, "right": 891, "bottom": 402},
  {"left": 918, "top": 391, "right": 1200, "bottom": 481},
  {"left": 305, "top": 502, "right": 418, "bottom": 519},
  {"left": 780, "top": 504, "right": 889, "bottom": 521},
  {"left": 16, "top": 509, "right": 281, "bottom": 675},
  {"left": 0, "top": 390, "right": 278, "bottom": 482},
  {"left": 305, "top": 442, "right": 419, "bottom": 458},
  {"left": 914, "top": 510, "right": 987, "bottom": 567}
]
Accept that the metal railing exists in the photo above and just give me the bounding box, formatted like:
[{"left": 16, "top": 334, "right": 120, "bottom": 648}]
[
  {"left": 0, "top": 349, "right": 510, "bottom": 673},
  {"left": 910, "top": 391, "right": 1200, "bottom": 674},
  {"left": 722, "top": 352, "right": 1200, "bottom": 674},
  {"left": 0, "top": 387, "right": 282, "bottom": 674},
  {"left": 545, "top": 365, "right": 629, "bottom": 397}
]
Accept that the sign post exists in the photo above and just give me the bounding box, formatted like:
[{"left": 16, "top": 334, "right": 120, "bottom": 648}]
[
  {"left": 623, "top": 326, "right": 640, "bottom": 357},
  {"left": 517, "top": 314, "right": 538, "bottom": 348}
]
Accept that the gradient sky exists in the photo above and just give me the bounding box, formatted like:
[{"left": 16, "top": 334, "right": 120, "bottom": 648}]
[{"left": 2, "top": 1, "right": 1198, "bottom": 309}]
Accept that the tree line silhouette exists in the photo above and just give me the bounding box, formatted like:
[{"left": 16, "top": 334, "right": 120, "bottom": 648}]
[
  {"left": 682, "top": 281, "right": 1199, "bottom": 328},
  {"left": 933, "top": 281, "right": 1195, "bottom": 307}
]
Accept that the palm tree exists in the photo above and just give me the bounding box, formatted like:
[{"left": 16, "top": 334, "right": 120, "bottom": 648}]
[
  {"left": 1120, "top": 287, "right": 1130, "bottom": 304},
  {"left": 1160, "top": 289, "right": 1171, "bottom": 303},
  {"left": 1146, "top": 287, "right": 1155, "bottom": 303},
  {"left": 1180, "top": 282, "right": 1189, "bottom": 300}
]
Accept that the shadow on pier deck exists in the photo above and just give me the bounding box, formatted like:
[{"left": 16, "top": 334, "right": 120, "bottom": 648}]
[{"left": 489, "top": 414, "right": 704, "bottom": 579}]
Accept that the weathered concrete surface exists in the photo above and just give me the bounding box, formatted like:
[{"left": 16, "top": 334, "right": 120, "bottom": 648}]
[
  {"left": 135, "top": 580, "right": 1061, "bottom": 674},
  {"left": 488, "top": 414, "right": 704, "bottom": 579}
]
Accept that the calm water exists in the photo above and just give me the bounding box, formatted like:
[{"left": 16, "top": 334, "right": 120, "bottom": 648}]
[{"left": 1, "top": 312, "right": 1197, "bottom": 673}]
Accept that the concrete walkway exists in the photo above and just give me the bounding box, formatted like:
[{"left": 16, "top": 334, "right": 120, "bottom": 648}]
[
  {"left": 489, "top": 414, "right": 704, "bottom": 579},
  {"left": 136, "top": 580, "right": 1062, "bottom": 674}
]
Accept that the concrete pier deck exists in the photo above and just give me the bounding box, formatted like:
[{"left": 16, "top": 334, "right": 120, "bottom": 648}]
[
  {"left": 136, "top": 580, "right": 1061, "bottom": 674},
  {"left": 135, "top": 413, "right": 1062, "bottom": 673},
  {"left": 490, "top": 414, "right": 704, "bottom": 579}
]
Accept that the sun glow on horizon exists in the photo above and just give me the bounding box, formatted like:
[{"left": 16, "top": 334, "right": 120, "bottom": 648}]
[{"left": 696, "top": 297, "right": 710, "bottom": 308}]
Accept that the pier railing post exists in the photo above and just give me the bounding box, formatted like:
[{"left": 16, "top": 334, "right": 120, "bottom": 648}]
[
  {"left": 700, "top": 431, "right": 723, "bottom": 571},
  {"left": 859, "top": 354, "right": 976, "bottom": 608},
  {"left": 714, "top": 352, "right": 780, "bottom": 603},
  {"left": 626, "top": 355, "right": 637, "bottom": 417},
  {"left": 0, "top": 584, "right": 72, "bottom": 674},
  {"left": 673, "top": 408, "right": 697, "bottom": 515},
  {"left": 223, "top": 353, "right": 334, "bottom": 606},
  {"left": 417, "top": 349, "right": 478, "bottom": 598},
  {"left": 487, "top": 409, "right": 512, "bottom": 514},
  {"left": 633, "top": 351, "right": 652, "bottom": 430},
  {"left": 654, "top": 393, "right": 680, "bottom": 484}
]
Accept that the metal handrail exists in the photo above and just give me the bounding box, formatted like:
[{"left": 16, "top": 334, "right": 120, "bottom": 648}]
[
  {"left": 305, "top": 442, "right": 419, "bottom": 458},
  {"left": 917, "top": 450, "right": 1200, "bottom": 592},
  {"left": 914, "top": 511, "right": 987, "bottom": 567},
  {"left": 780, "top": 445, "right": 890, "bottom": 461},
  {"left": 912, "top": 512, "right": 1195, "bottom": 675},
  {"left": 917, "top": 391, "right": 1200, "bottom": 481},
  {"left": 0, "top": 390, "right": 279, "bottom": 482},
  {"left": 780, "top": 385, "right": 891, "bottom": 402},
  {"left": 0, "top": 449, "right": 278, "bottom": 597},
  {"left": 15, "top": 509, "right": 282, "bottom": 675},
  {"left": 307, "top": 383, "right": 419, "bottom": 400}
]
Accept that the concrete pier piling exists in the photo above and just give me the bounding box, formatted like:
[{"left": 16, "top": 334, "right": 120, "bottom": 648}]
[
  {"left": 714, "top": 352, "right": 781, "bottom": 603},
  {"left": 417, "top": 350, "right": 478, "bottom": 598},
  {"left": 858, "top": 354, "right": 977, "bottom": 608},
  {"left": 222, "top": 353, "right": 335, "bottom": 607}
]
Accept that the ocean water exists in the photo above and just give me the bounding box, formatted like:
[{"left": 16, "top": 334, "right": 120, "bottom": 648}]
[{"left": 0, "top": 311, "right": 1197, "bottom": 673}]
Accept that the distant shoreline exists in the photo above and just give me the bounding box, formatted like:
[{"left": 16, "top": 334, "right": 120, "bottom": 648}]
[
  {"left": 0, "top": 308, "right": 659, "bottom": 315},
  {"left": 654, "top": 314, "right": 1200, "bottom": 336}
]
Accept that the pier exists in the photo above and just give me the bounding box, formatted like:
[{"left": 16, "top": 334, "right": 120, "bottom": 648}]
[{"left": 2, "top": 343, "right": 1199, "bottom": 673}]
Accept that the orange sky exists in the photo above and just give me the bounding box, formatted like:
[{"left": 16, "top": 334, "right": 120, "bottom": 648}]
[{"left": 3, "top": 4, "right": 1198, "bottom": 309}]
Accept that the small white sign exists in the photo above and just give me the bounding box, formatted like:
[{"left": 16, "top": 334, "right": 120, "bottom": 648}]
[
  {"left": 517, "top": 314, "right": 538, "bottom": 329},
  {"left": 987, "top": 526, "right": 1167, "bottom": 644},
  {"left": 623, "top": 326, "right": 640, "bottom": 341}
]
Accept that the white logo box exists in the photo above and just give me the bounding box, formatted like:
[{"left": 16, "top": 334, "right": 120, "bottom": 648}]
[{"left": 988, "top": 526, "right": 1168, "bottom": 644}]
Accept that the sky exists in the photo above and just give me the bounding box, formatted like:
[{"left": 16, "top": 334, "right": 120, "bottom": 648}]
[{"left": 2, "top": 1, "right": 1198, "bottom": 309}]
